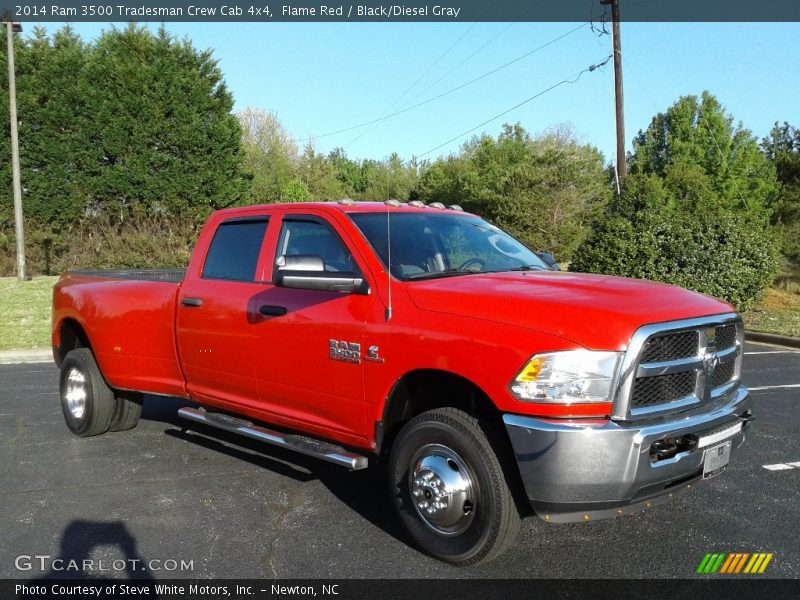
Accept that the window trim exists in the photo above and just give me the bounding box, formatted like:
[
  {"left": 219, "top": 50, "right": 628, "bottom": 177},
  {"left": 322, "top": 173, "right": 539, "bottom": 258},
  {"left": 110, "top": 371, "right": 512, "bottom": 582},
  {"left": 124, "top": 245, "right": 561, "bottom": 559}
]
[
  {"left": 274, "top": 215, "right": 363, "bottom": 278},
  {"left": 201, "top": 216, "right": 270, "bottom": 283}
]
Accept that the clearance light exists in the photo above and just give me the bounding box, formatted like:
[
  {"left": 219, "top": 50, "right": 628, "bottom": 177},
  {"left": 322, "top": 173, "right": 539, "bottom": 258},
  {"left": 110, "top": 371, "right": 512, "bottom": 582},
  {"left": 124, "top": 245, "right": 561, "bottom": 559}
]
[{"left": 509, "top": 350, "right": 621, "bottom": 404}]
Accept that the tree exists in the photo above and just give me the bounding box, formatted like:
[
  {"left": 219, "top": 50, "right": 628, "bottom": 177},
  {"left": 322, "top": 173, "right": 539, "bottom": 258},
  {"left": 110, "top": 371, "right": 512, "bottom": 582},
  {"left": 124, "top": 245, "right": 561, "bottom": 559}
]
[
  {"left": 762, "top": 122, "right": 800, "bottom": 261},
  {"left": 80, "top": 25, "right": 249, "bottom": 222},
  {"left": 628, "top": 91, "right": 777, "bottom": 216},
  {"left": 297, "top": 144, "right": 347, "bottom": 200},
  {"left": 238, "top": 107, "right": 308, "bottom": 203},
  {"left": 419, "top": 123, "right": 611, "bottom": 260},
  {"left": 571, "top": 92, "right": 781, "bottom": 310},
  {"left": 362, "top": 153, "right": 420, "bottom": 201},
  {"left": 13, "top": 26, "right": 91, "bottom": 226},
  {"left": 0, "top": 25, "right": 251, "bottom": 274}
]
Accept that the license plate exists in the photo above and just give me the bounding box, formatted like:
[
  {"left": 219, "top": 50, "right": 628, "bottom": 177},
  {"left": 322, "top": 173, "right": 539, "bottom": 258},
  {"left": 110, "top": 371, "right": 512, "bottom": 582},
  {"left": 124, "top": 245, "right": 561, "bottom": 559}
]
[{"left": 703, "top": 441, "right": 732, "bottom": 478}]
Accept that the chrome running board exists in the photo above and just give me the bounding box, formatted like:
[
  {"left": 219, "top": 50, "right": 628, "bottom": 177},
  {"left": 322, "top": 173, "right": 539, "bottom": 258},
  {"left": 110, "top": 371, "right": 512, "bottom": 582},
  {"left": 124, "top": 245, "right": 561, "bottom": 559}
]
[{"left": 177, "top": 407, "right": 368, "bottom": 470}]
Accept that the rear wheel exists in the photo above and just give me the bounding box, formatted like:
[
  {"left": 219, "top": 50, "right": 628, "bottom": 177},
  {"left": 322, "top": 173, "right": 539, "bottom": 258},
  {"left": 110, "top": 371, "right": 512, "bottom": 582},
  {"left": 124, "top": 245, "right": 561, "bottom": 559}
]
[
  {"left": 388, "top": 407, "right": 521, "bottom": 566},
  {"left": 59, "top": 348, "right": 116, "bottom": 437},
  {"left": 109, "top": 392, "right": 142, "bottom": 432}
]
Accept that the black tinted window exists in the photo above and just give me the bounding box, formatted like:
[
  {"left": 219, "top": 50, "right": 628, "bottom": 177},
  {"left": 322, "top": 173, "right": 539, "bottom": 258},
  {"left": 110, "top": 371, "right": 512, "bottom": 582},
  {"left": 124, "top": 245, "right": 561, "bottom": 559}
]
[{"left": 203, "top": 219, "right": 268, "bottom": 281}]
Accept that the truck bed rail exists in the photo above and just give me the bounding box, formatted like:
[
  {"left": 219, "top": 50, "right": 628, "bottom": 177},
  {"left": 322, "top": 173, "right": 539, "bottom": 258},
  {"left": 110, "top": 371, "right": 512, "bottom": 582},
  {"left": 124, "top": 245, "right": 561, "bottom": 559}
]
[{"left": 66, "top": 269, "right": 186, "bottom": 283}]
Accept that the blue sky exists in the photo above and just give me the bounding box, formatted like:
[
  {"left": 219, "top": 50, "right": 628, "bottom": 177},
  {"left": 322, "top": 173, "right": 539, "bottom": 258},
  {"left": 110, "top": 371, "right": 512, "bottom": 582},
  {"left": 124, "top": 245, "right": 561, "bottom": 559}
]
[{"left": 24, "top": 21, "right": 800, "bottom": 165}]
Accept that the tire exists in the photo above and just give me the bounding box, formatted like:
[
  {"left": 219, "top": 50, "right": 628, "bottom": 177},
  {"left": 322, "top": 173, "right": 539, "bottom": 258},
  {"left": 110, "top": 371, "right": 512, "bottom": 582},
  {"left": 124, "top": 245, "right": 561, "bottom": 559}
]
[
  {"left": 59, "top": 348, "right": 116, "bottom": 437},
  {"left": 388, "top": 407, "right": 521, "bottom": 566},
  {"left": 109, "top": 392, "right": 142, "bottom": 432}
]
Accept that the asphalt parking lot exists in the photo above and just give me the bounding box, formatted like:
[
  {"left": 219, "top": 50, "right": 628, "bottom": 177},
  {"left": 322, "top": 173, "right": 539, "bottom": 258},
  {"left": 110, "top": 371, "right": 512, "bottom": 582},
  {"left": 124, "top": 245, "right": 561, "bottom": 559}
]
[{"left": 1, "top": 342, "right": 798, "bottom": 579}]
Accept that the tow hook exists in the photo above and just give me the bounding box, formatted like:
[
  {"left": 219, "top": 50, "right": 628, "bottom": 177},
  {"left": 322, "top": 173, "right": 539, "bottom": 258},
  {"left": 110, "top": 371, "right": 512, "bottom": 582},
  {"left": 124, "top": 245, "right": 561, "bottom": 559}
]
[{"left": 650, "top": 436, "right": 698, "bottom": 463}]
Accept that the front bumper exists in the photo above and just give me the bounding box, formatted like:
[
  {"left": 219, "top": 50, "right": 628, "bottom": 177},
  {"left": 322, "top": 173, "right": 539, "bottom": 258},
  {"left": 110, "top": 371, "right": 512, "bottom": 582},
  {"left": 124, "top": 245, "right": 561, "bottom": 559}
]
[{"left": 503, "top": 384, "right": 752, "bottom": 523}]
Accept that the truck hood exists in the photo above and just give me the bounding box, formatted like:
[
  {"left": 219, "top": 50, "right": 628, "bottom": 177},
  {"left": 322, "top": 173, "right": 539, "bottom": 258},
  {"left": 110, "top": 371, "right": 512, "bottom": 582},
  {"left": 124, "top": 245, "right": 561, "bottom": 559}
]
[{"left": 405, "top": 271, "right": 734, "bottom": 350}]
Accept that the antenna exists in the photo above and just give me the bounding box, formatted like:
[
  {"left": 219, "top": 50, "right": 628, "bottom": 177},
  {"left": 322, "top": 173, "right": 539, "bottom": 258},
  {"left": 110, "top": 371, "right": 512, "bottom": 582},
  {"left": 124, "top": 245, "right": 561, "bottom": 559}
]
[{"left": 385, "top": 201, "right": 393, "bottom": 321}]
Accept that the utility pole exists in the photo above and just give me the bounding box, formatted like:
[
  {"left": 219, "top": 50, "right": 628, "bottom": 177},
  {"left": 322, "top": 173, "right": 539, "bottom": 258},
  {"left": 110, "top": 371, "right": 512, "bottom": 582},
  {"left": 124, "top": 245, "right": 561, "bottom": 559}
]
[
  {"left": 601, "top": 0, "right": 626, "bottom": 182},
  {"left": 6, "top": 15, "right": 25, "bottom": 280}
]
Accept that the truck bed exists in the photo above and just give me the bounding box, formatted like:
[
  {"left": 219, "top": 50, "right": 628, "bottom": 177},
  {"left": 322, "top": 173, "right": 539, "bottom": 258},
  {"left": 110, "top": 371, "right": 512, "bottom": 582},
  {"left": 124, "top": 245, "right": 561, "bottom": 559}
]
[{"left": 53, "top": 271, "right": 187, "bottom": 398}]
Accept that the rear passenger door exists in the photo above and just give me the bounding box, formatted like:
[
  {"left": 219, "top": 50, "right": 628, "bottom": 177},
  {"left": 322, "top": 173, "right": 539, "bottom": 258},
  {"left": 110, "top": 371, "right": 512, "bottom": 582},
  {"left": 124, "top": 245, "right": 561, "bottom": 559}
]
[{"left": 176, "top": 215, "right": 272, "bottom": 409}]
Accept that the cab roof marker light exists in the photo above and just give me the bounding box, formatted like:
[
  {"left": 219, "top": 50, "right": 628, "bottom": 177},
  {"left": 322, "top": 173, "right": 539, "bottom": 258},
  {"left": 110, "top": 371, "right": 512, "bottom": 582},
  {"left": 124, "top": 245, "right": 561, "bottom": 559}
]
[
  {"left": 338, "top": 198, "right": 355, "bottom": 205},
  {"left": 448, "top": 204, "right": 464, "bottom": 211},
  {"left": 428, "top": 202, "right": 446, "bottom": 209},
  {"left": 385, "top": 199, "right": 402, "bottom": 207},
  {"left": 408, "top": 200, "right": 425, "bottom": 208}
]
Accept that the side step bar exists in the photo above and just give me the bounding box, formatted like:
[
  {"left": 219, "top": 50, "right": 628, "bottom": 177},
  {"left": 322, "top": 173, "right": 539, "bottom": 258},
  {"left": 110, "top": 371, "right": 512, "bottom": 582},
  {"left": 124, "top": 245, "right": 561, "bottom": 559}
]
[{"left": 177, "top": 407, "right": 368, "bottom": 470}]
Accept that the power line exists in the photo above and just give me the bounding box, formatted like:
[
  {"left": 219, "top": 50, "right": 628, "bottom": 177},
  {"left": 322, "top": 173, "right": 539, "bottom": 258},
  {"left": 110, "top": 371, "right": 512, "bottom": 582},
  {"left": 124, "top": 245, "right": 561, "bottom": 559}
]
[
  {"left": 400, "top": 0, "right": 580, "bottom": 111},
  {"left": 300, "top": 22, "right": 590, "bottom": 143},
  {"left": 345, "top": 22, "right": 478, "bottom": 148},
  {"left": 396, "top": 22, "right": 516, "bottom": 112},
  {"left": 413, "top": 55, "right": 613, "bottom": 160}
]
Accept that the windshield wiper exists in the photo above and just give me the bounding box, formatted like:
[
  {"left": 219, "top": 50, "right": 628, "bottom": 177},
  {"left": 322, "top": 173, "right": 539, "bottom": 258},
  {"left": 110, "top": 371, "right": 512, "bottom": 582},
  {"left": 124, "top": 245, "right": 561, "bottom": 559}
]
[
  {"left": 404, "top": 268, "right": 482, "bottom": 281},
  {"left": 491, "top": 264, "right": 549, "bottom": 273}
]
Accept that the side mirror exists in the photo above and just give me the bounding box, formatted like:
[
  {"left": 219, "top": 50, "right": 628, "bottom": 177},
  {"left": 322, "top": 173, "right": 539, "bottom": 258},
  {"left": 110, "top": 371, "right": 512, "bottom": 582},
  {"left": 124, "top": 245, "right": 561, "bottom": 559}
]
[
  {"left": 536, "top": 251, "right": 560, "bottom": 271},
  {"left": 275, "top": 255, "right": 369, "bottom": 294}
]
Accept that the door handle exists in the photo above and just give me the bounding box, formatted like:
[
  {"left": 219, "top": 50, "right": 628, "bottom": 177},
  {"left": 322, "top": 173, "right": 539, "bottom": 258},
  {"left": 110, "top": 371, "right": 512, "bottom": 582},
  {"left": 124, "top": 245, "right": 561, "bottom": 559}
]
[
  {"left": 181, "top": 297, "right": 204, "bottom": 307},
  {"left": 259, "top": 304, "right": 287, "bottom": 317}
]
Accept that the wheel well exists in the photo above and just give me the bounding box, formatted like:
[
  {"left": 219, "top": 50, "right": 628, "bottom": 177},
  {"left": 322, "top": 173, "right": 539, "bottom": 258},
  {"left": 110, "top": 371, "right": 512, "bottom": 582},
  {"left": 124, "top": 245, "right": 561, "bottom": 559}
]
[
  {"left": 376, "top": 370, "right": 499, "bottom": 456},
  {"left": 376, "top": 369, "right": 534, "bottom": 518},
  {"left": 55, "top": 319, "right": 91, "bottom": 367}
]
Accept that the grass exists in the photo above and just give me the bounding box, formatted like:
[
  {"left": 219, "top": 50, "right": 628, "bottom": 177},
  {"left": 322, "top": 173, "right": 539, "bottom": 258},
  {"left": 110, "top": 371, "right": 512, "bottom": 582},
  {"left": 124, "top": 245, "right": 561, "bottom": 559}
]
[
  {"left": 742, "top": 288, "right": 800, "bottom": 338},
  {"left": 0, "top": 276, "right": 58, "bottom": 351},
  {"left": 0, "top": 274, "right": 798, "bottom": 353}
]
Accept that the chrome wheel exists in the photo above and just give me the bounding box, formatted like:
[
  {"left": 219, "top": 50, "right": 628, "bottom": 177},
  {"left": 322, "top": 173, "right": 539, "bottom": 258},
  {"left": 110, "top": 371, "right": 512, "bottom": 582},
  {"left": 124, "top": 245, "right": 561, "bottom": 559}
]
[
  {"left": 65, "top": 367, "right": 87, "bottom": 419},
  {"left": 409, "top": 444, "right": 476, "bottom": 536}
]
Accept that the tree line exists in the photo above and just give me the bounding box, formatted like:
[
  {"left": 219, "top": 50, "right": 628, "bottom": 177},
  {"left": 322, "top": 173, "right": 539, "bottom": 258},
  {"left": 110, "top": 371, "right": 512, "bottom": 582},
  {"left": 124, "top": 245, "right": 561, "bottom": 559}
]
[{"left": 1, "top": 25, "right": 798, "bottom": 310}]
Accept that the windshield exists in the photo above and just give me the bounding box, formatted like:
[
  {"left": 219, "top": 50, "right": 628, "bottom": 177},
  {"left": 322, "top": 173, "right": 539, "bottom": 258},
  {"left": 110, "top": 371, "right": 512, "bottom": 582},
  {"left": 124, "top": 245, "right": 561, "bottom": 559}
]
[{"left": 349, "top": 212, "right": 549, "bottom": 281}]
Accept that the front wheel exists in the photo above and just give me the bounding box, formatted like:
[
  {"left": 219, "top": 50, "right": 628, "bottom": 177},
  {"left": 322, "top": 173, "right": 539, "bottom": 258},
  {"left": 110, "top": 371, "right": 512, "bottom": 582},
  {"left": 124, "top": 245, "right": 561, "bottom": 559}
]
[{"left": 388, "top": 407, "right": 521, "bottom": 566}]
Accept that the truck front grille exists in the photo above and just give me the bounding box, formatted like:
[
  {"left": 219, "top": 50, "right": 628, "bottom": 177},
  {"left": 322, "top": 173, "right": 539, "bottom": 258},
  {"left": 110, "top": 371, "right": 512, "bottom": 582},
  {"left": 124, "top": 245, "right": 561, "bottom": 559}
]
[
  {"left": 711, "top": 360, "right": 736, "bottom": 388},
  {"left": 621, "top": 315, "right": 743, "bottom": 417},
  {"left": 640, "top": 330, "right": 699, "bottom": 363},
  {"left": 715, "top": 324, "right": 737, "bottom": 351},
  {"left": 631, "top": 371, "right": 696, "bottom": 408}
]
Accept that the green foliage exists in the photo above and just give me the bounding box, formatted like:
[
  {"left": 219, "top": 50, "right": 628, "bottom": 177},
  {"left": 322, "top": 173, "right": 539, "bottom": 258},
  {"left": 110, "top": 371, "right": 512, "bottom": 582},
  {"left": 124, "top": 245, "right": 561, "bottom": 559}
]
[
  {"left": 418, "top": 124, "right": 611, "bottom": 260},
  {"left": 629, "top": 91, "right": 778, "bottom": 216},
  {"left": 0, "top": 216, "right": 199, "bottom": 276},
  {"left": 0, "top": 24, "right": 249, "bottom": 232},
  {"left": 571, "top": 210, "right": 781, "bottom": 310},
  {"left": 573, "top": 92, "right": 782, "bottom": 310},
  {"left": 81, "top": 25, "right": 249, "bottom": 220},
  {"left": 762, "top": 122, "right": 800, "bottom": 261},
  {"left": 238, "top": 107, "right": 305, "bottom": 203}
]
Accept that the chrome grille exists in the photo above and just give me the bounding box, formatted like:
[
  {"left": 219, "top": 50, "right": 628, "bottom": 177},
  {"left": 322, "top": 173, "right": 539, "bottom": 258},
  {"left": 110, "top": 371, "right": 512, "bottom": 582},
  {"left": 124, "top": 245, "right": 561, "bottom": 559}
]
[
  {"left": 640, "top": 330, "right": 699, "bottom": 363},
  {"left": 631, "top": 371, "right": 696, "bottom": 408},
  {"left": 711, "top": 360, "right": 735, "bottom": 388},
  {"left": 714, "top": 324, "right": 737, "bottom": 351},
  {"left": 615, "top": 314, "right": 744, "bottom": 418}
]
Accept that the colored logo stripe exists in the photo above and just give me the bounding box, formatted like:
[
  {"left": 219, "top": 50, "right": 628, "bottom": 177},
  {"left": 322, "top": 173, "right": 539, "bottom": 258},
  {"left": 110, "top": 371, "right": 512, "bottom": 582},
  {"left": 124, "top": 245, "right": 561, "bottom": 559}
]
[{"left": 697, "top": 553, "right": 773, "bottom": 574}]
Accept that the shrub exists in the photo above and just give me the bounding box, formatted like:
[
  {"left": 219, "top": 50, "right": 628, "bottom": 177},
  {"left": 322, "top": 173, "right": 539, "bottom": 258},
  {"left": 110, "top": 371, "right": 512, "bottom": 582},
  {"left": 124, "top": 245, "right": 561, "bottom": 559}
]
[
  {"left": 570, "top": 210, "right": 781, "bottom": 311},
  {"left": 0, "top": 216, "right": 201, "bottom": 276}
]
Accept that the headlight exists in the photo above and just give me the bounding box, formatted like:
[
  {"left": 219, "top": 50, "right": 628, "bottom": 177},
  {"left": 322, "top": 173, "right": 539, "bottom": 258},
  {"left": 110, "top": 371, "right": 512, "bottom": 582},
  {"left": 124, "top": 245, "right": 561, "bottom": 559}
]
[{"left": 509, "top": 350, "right": 622, "bottom": 404}]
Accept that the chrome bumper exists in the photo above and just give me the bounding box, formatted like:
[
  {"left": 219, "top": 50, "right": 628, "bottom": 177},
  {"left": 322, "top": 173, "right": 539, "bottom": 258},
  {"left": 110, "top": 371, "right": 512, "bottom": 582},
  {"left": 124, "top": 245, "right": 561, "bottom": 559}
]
[{"left": 503, "top": 384, "right": 752, "bottom": 523}]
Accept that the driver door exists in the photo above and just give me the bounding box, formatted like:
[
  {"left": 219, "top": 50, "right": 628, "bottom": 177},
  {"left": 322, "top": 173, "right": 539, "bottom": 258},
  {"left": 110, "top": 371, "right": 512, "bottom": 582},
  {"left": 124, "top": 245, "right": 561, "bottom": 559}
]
[{"left": 253, "top": 213, "right": 372, "bottom": 440}]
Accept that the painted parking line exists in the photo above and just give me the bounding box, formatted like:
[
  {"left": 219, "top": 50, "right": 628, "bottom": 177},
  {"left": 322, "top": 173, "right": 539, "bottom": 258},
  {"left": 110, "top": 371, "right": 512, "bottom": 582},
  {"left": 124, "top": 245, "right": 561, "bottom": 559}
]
[
  {"left": 745, "top": 351, "right": 800, "bottom": 355},
  {"left": 748, "top": 384, "right": 800, "bottom": 391},
  {"left": 763, "top": 462, "right": 800, "bottom": 471}
]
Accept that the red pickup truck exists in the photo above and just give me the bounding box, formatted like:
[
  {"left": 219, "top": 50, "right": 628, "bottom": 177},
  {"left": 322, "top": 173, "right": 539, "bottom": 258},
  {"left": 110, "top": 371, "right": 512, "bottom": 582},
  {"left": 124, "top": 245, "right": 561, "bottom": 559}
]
[{"left": 52, "top": 200, "right": 752, "bottom": 565}]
